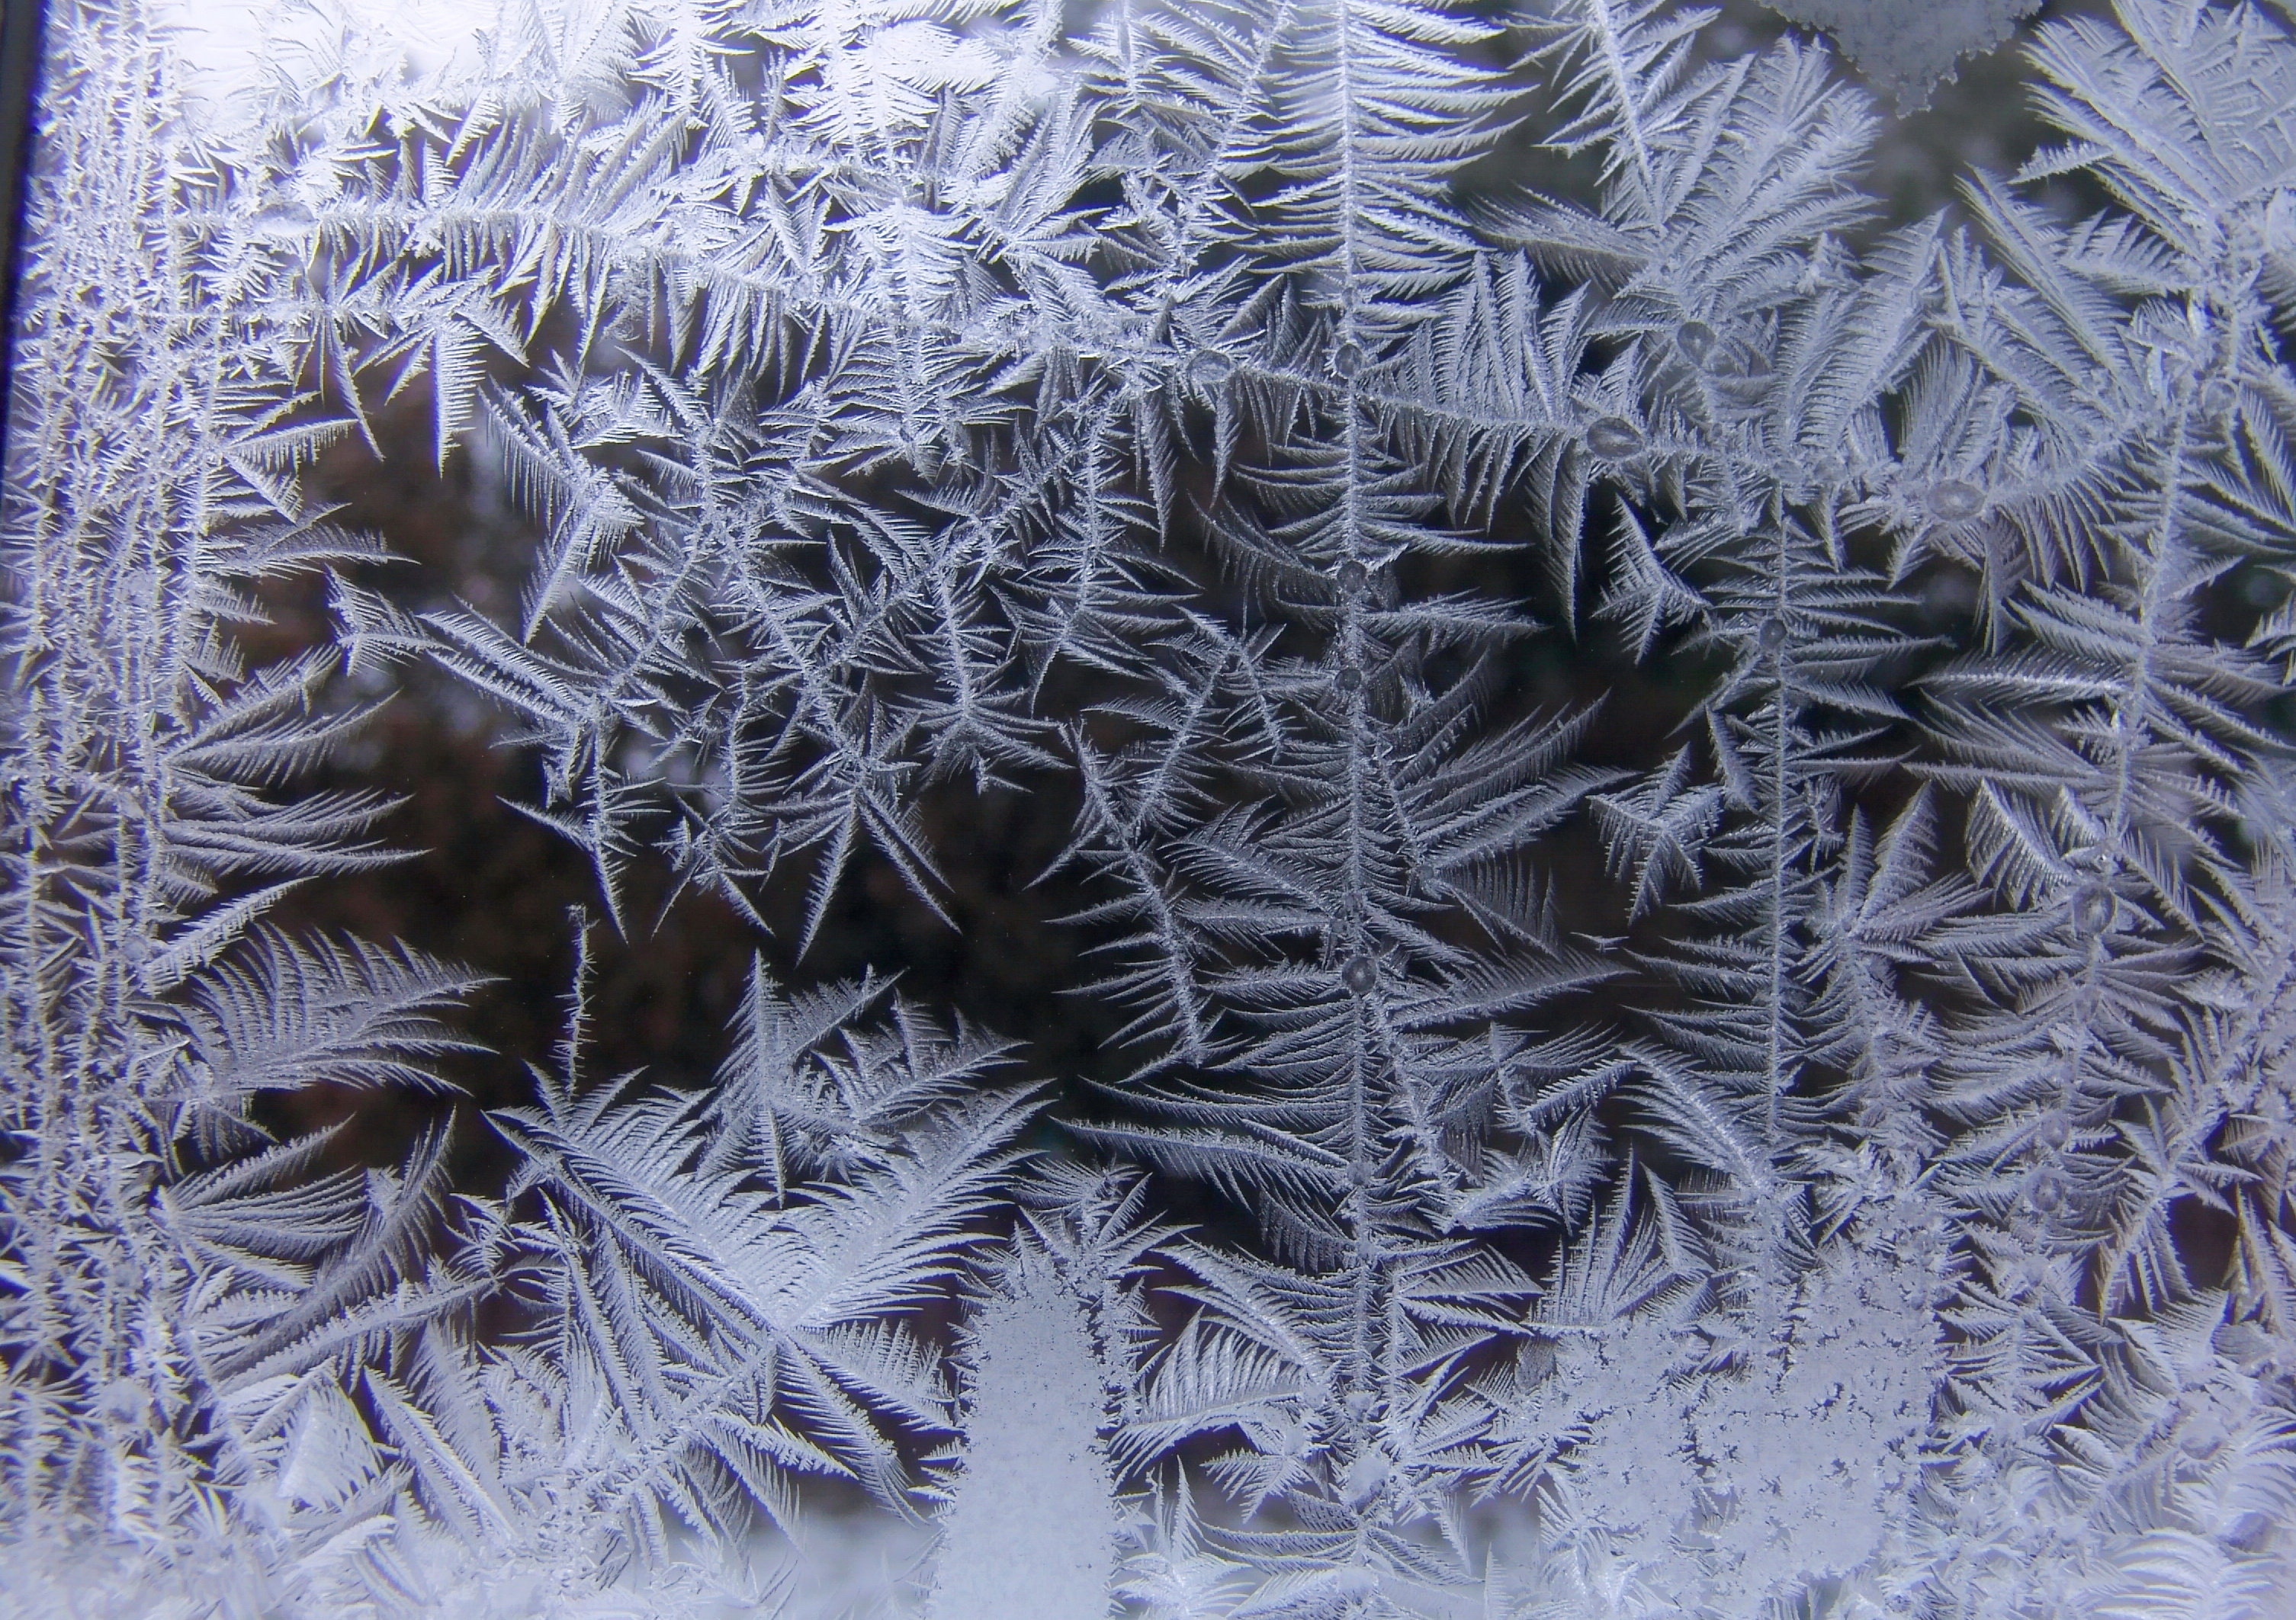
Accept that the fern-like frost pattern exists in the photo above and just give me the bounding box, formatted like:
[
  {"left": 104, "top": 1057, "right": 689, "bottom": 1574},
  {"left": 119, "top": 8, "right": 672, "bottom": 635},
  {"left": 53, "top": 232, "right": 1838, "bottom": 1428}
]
[{"left": 5, "top": 0, "right": 2296, "bottom": 1615}]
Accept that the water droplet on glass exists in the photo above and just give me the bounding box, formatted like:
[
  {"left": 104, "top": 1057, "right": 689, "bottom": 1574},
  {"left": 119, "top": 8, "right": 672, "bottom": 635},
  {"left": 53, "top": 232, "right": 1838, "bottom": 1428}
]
[
  {"left": 1758, "top": 614, "right": 1790, "bottom": 651},
  {"left": 1335, "top": 663, "right": 1364, "bottom": 694},
  {"left": 1709, "top": 342, "right": 1771, "bottom": 380},
  {"left": 1341, "top": 954, "right": 1378, "bottom": 994},
  {"left": 2033, "top": 1111, "right": 2073, "bottom": 1150},
  {"left": 1337, "top": 559, "right": 1370, "bottom": 595},
  {"left": 1925, "top": 480, "right": 1985, "bottom": 521},
  {"left": 1675, "top": 320, "right": 1720, "bottom": 364},
  {"left": 2025, "top": 1167, "right": 2070, "bottom": 1214},
  {"left": 2070, "top": 882, "right": 2114, "bottom": 937},
  {"left": 1585, "top": 416, "right": 1646, "bottom": 459},
  {"left": 1186, "top": 348, "right": 1235, "bottom": 390},
  {"left": 1331, "top": 340, "right": 1366, "bottom": 380}
]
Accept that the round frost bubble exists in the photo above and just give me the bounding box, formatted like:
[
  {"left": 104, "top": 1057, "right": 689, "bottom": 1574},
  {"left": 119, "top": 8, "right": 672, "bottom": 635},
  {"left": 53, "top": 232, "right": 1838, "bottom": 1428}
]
[
  {"left": 1758, "top": 614, "right": 1790, "bottom": 652},
  {"left": 1336, "top": 662, "right": 1365, "bottom": 695},
  {"left": 1341, "top": 1452, "right": 1389, "bottom": 1508},
  {"left": 1585, "top": 415, "right": 1646, "bottom": 460},
  {"left": 119, "top": 567, "right": 159, "bottom": 612},
  {"left": 2070, "top": 882, "right": 2115, "bottom": 937},
  {"left": 1675, "top": 319, "right": 1720, "bottom": 365},
  {"left": 1337, "top": 558, "right": 1370, "bottom": 595},
  {"left": 1341, "top": 954, "right": 1379, "bottom": 995},
  {"left": 2025, "top": 1167, "right": 2070, "bottom": 1214},
  {"left": 1925, "top": 480, "right": 1985, "bottom": 522},
  {"left": 1269, "top": 1416, "right": 1311, "bottom": 1458},
  {"left": 2033, "top": 1111, "right": 2074, "bottom": 1151},
  {"left": 1331, "top": 339, "right": 1367, "bottom": 380},
  {"left": 1186, "top": 348, "right": 1235, "bottom": 390},
  {"left": 100, "top": 1377, "right": 146, "bottom": 1424}
]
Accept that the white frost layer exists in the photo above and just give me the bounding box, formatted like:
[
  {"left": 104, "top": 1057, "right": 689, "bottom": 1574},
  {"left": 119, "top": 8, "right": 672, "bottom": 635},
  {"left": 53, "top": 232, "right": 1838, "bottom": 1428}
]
[{"left": 929, "top": 1275, "right": 1120, "bottom": 1620}]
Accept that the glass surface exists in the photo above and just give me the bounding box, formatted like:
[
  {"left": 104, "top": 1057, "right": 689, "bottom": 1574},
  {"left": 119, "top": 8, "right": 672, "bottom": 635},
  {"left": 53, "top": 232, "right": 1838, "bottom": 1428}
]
[{"left": 5, "top": 0, "right": 2294, "bottom": 1615}]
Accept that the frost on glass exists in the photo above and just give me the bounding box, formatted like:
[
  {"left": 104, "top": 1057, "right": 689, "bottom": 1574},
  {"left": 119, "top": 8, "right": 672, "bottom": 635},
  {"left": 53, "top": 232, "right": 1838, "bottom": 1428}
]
[
  {"left": 3, "top": 0, "right": 2296, "bottom": 1616},
  {"left": 928, "top": 1258, "right": 1123, "bottom": 1620},
  {"left": 1761, "top": 0, "right": 2041, "bottom": 110}
]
